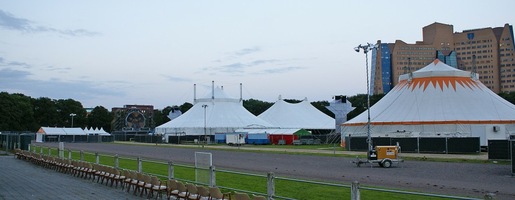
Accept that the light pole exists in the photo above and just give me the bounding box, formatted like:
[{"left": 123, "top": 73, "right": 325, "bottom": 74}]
[
  {"left": 354, "top": 43, "right": 377, "bottom": 157},
  {"left": 69, "top": 113, "right": 76, "bottom": 128},
  {"left": 202, "top": 105, "right": 208, "bottom": 146}
]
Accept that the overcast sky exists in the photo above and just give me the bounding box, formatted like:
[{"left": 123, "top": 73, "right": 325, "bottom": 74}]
[{"left": 1, "top": 0, "right": 514, "bottom": 109}]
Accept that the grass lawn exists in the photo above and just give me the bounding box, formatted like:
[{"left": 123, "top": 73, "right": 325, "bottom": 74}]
[{"left": 30, "top": 145, "right": 468, "bottom": 200}]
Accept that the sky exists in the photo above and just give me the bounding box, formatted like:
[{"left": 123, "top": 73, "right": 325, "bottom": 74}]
[{"left": 1, "top": 0, "right": 514, "bottom": 110}]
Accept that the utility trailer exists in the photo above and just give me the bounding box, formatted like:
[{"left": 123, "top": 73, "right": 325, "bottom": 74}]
[
  {"left": 226, "top": 133, "right": 246, "bottom": 146},
  {"left": 353, "top": 145, "right": 404, "bottom": 168}
]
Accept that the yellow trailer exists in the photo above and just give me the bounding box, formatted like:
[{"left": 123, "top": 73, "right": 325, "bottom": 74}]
[{"left": 353, "top": 144, "right": 404, "bottom": 168}]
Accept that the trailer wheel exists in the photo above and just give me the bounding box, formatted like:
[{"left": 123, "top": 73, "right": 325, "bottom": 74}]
[{"left": 382, "top": 160, "right": 392, "bottom": 168}]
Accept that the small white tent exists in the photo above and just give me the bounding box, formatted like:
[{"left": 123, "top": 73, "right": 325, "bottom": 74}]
[
  {"left": 35, "top": 127, "right": 87, "bottom": 142},
  {"left": 155, "top": 85, "right": 274, "bottom": 139},
  {"left": 342, "top": 59, "right": 515, "bottom": 146},
  {"left": 83, "top": 127, "right": 110, "bottom": 136},
  {"left": 258, "top": 98, "right": 335, "bottom": 130}
]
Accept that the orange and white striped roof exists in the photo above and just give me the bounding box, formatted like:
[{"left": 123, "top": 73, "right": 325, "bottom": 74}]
[{"left": 344, "top": 59, "right": 515, "bottom": 126}]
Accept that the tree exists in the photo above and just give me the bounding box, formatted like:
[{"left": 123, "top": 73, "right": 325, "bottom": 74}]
[
  {"left": 179, "top": 102, "right": 193, "bottom": 113},
  {"left": 87, "top": 106, "right": 112, "bottom": 131},
  {"left": 154, "top": 106, "right": 173, "bottom": 127},
  {"left": 347, "top": 94, "right": 385, "bottom": 120},
  {"left": 0, "top": 92, "right": 37, "bottom": 131},
  {"left": 498, "top": 92, "right": 515, "bottom": 104},
  {"left": 33, "top": 97, "right": 60, "bottom": 127},
  {"left": 55, "top": 99, "right": 86, "bottom": 128},
  {"left": 243, "top": 99, "right": 273, "bottom": 116},
  {"left": 311, "top": 101, "right": 333, "bottom": 118}
]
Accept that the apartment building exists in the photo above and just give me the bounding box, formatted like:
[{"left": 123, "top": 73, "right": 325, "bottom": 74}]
[{"left": 372, "top": 22, "right": 515, "bottom": 94}]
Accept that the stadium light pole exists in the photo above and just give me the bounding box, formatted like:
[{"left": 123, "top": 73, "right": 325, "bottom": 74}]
[
  {"left": 69, "top": 113, "right": 76, "bottom": 128},
  {"left": 354, "top": 43, "right": 377, "bottom": 155},
  {"left": 202, "top": 104, "right": 208, "bottom": 146}
]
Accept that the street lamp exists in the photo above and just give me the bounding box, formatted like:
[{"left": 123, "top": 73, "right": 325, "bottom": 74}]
[
  {"left": 69, "top": 113, "right": 76, "bottom": 127},
  {"left": 202, "top": 105, "right": 208, "bottom": 146},
  {"left": 354, "top": 43, "right": 377, "bottom": 157}
]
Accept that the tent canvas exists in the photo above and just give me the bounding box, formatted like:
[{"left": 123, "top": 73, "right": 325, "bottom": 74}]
[
  {"left": 342, "top": 59, "right": 515, "bottom": 145},
  {"left": 156, "top": 86, "right": 274, "bottom": 139},
  {"left": 258, "top": 99, "right": 335, "bottom": 130}
]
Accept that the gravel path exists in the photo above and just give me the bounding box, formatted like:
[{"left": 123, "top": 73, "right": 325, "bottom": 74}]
[{"left": 36, "top": 142, "right": 514, "bottom": 199}]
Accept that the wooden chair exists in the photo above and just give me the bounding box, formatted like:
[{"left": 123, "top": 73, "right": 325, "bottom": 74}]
[
  {"left": 150, "top": 176, "right": 167, "bottom": 199},
  {"left": 252, "top": 195, "right": 266, "bottom": 200},
  {"left": 185, "top": 183, "right": 198, "bottom": 200},
  {"left": 166, "top": 179, "right": 179, "bottom": 200},
  {"left": 141, "top": 174, "right": 153, "bottom": 197},
  {"left": 127, "top": 171, "right": 139, "bottom": 193},
  {"left": 93, "top": 164, "right": 103, "bottom": 182},
  {"left": 176, "top": 181, "right": 188, "bottom": 200},
  {"left": 233, "top": 193, "right": 251, "bottom": 200},
  {"left": 84, "top": 162, "right": 96, "bottom": 180},
  {"left": 134, "top": 172, "right": 146, "bottom": 195},
  {"left": 208, "top": 187, "right": 230, "bottom": 200},
  {"left": 121, "top": 170, "right": 132, "bottom": 190},
  {"left": 196, "top": 185, "right": 210, "bottom": 200},
  {"left": 111, "top": 168, "right": 125, "bottom": 188}
]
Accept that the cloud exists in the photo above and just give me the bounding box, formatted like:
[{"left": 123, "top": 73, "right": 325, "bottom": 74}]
[
  {"left": 260, "top": 66, "right": 305, "bottom": 74},
  {"left": 0, "top": 57, "right": 32, "bottom": 69},
  {"left": 0, "top": 68, "right": 123, "bottom": 100},
  {"left": 234, "top": 47, "right": 260, "bottom": 56},
  {"left": 202, "top": 59, "right": 308, "bottom": 76},
  {"left": 162, "top": 75, "right": 191, "bottom": 82},
  {"left": 46, "top": 65, "right": 71, "bottom": 73},
  {"left": 0, "top": 10, "right": 99, "bottom": 36}
]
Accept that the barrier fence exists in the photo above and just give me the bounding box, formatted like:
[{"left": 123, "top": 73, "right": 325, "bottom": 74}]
[{"left": 27, "top": 144, "right": 479, "bottom": 200}]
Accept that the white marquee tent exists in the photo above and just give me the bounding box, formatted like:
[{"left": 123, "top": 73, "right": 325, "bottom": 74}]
[
  {"left": 84, "top": 127, "right": 111, "bottom": 136},
  {"left": 36, "top": 127, "right": 87, "bottom": 142},
  {"left": 258, "top": 98, "right": 335, "bottom": 130},
  {"left": 155, "top": 86, "right": 274, "bottom": 139},
  {"left": 342, "top": 59, "right": 515, "bottom": 146}
]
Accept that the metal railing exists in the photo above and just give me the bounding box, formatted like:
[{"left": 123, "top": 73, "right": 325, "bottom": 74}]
[{"left": 28, "top": 144, "right": 480, "bottom": 200}]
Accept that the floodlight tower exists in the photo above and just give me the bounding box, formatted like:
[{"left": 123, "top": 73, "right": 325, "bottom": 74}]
[{"left": 354, "top": 43, "right": 377, "bottom": 157}]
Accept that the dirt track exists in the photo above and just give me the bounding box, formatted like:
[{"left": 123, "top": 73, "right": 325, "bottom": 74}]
[{"left": 37, "top": 142, "right": 514, "bottom": 199}]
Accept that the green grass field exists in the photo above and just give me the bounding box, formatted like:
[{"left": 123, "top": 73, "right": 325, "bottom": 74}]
[{"left": 30, "top": 145, "right": 467, "bottom": 200}]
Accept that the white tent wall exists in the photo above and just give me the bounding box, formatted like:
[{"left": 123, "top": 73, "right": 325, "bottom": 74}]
[
  {"left": 342, "top": 60, "right": 515, "bottom": 146},
  {"left": 156, "top": 86, "right": 274, "bottom": 141},
  {"left": 258, "top": 99, "right": 335, "bottom": 130},
  {"left": 342, "top": 123, "right": 512, "bottom": 146}
]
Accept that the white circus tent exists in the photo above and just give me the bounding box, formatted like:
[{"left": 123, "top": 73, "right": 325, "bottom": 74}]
[
  {"left": 155, "top": 84, "right": 274, "bottom": 139},
  {"left": 342, "top": 59, "right": 515, "bottom": 146},
  {"left": 258, "top": 97, "right": 335, "bottom": 130}
]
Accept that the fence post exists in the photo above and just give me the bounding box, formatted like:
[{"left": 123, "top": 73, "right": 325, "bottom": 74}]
[
  {"left": 209, "top": 166, "right": 216, "bottom": 187},
  {"left": 28, "top": 144, "right": 31, "bottom": 152},
  {"left": 59, "top": 142, "right": 64, "bottom": 158},
  {"left": 114, "top": 154, "right": 119, "bottom": 169},
  {"left": 168, "top": 161, "right": 174, "bottom": 180},
  {"left": 351, "top": 181, "right": 360, "bottom": 200},
  {"left": 48, "top": 148, "right": 52, "bottom": 156},
  {"left": 137, "top": 157, "right": 142, "bottom": 173},
  {"left": 80, "top": 150, "right": 84, "bottom": 161},
  {"left": 95, "top": 152, "right": 100, "bottom": 164},
  {"left": 68, "top": 149, "right": 72, "bottom": 160},
  {"left": 267, "top": 172, "right": 275, "bottom": 200}
]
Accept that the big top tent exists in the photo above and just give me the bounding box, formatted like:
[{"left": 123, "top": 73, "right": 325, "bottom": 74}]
[
  {"left": 258, "top": 98, "right": 335, "bottom": 130},
  {"left": 155, "top": 85, "right": 274, "bottom": 138},
  {"left": 342, "top": 59, "right": 515, "bottom": 146}
]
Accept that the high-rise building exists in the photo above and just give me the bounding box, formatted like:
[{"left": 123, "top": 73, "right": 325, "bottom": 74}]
[{"left": 372, "top": 22, "right": 515, "bottom": 94}]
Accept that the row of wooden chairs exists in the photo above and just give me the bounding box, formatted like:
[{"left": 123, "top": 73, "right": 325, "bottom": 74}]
[
  {"left": 15, "top": 150, "right": 266, "bottom": 200},
  {"left": 166, "top": 179, "right": 232, "bottom": 200}
]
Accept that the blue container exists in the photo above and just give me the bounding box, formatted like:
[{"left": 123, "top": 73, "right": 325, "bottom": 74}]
[{"left": 247, "top": 133, "right": 270, "bottom": 145}]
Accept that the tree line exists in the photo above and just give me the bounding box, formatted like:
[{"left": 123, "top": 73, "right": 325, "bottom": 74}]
[{"left": 2, "top": 91, "right": 512, "bottom": 133}]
